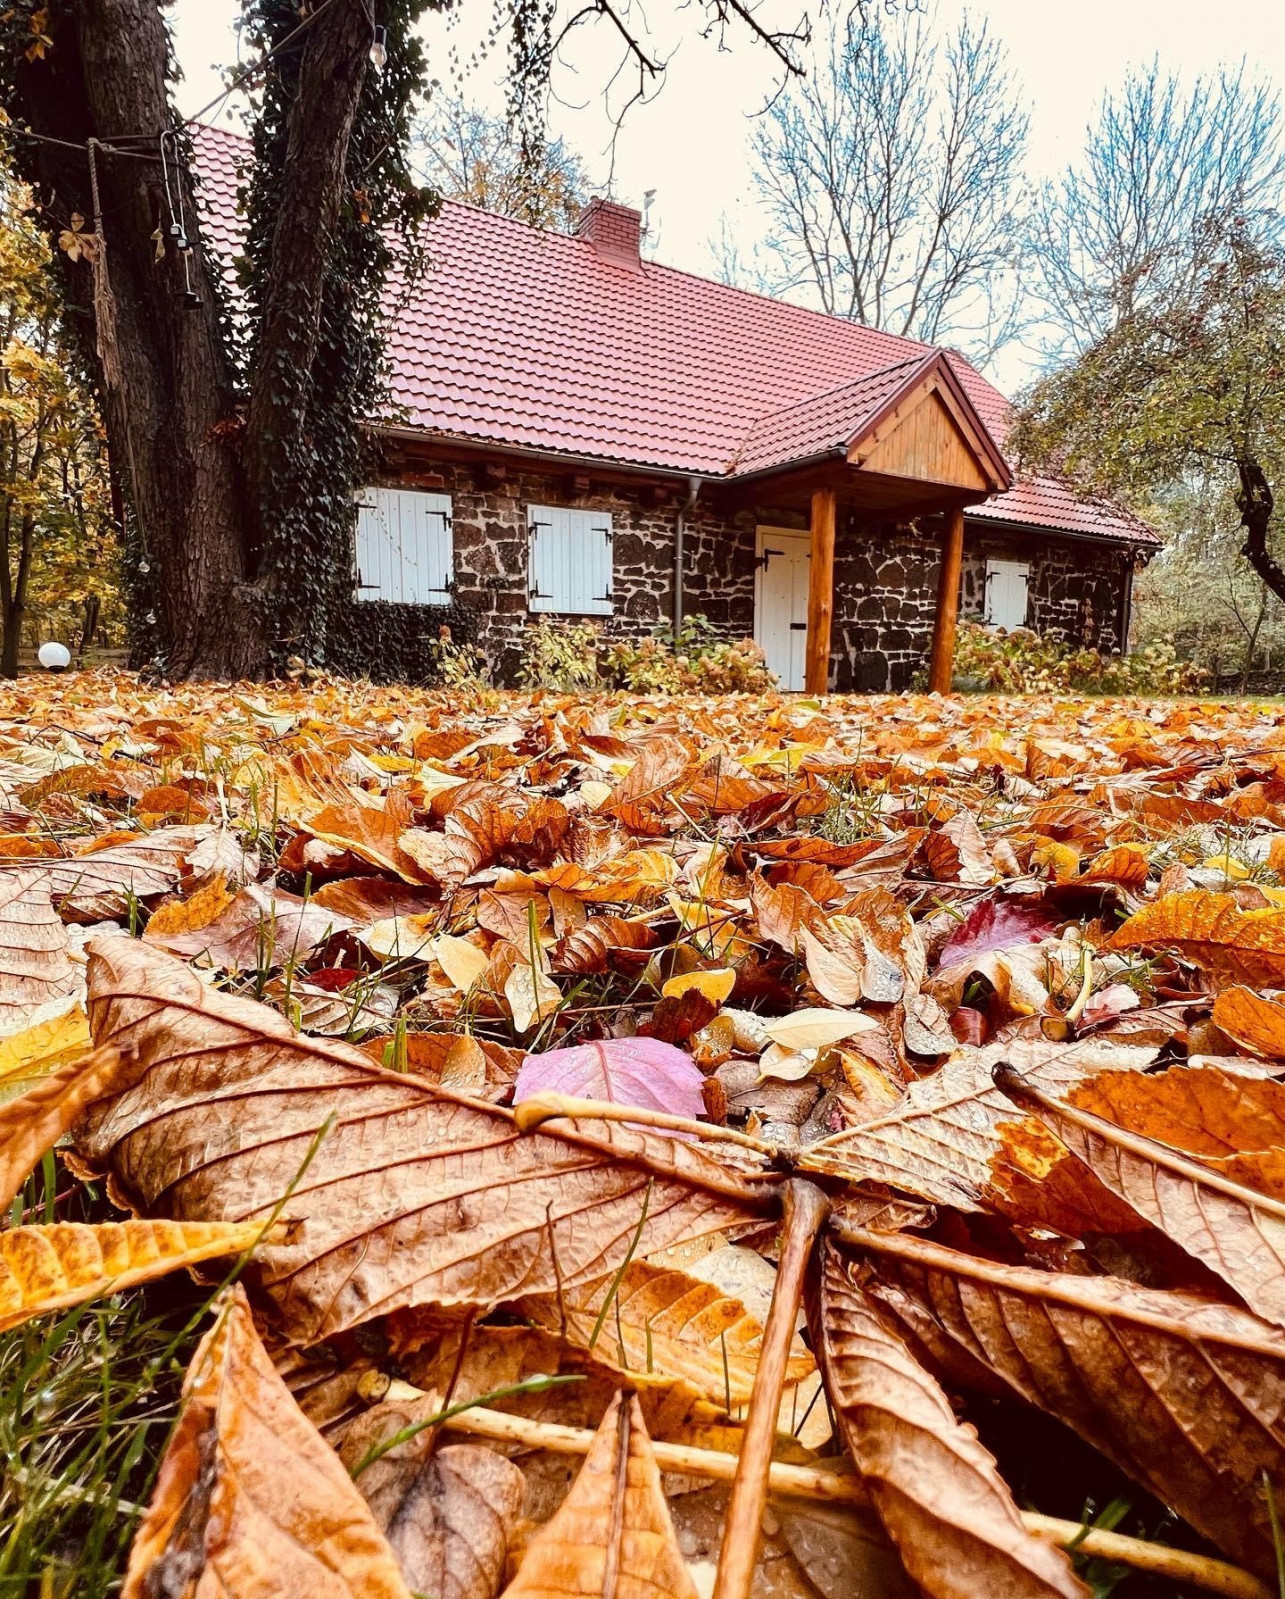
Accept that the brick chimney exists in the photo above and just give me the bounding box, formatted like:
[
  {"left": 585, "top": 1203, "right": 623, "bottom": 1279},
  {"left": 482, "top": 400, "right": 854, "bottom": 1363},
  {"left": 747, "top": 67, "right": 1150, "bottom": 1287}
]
[{"left": 575, "top": 197, "right": 642, "bottom": 268}]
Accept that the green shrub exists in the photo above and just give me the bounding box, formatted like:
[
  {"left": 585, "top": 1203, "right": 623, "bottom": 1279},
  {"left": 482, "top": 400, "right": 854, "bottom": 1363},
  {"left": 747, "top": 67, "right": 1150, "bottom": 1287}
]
[
  {"left": 928, "top": 621, "right": 1209, "bottom": 695},
  {"left": 517, "top": 618, "right": 605, "bottom": 691},
  {"left": 605, "top": 616, "right": 776, "bottom": 694},
  {"left": 427, "top": 624, "right": 489, "bottom": 691}
]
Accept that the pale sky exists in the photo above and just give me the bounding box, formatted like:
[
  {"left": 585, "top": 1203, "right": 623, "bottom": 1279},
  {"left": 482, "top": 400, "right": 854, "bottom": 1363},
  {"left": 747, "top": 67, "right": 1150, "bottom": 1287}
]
[{"left": 167, "top": 0, "right": 1285, "bottom": 387}]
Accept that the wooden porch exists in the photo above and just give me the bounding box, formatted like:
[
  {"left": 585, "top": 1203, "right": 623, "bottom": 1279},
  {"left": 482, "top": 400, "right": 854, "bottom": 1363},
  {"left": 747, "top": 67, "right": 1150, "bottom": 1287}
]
[{"left": 717, "top": 353, "right": 1011, "bottom": 693}]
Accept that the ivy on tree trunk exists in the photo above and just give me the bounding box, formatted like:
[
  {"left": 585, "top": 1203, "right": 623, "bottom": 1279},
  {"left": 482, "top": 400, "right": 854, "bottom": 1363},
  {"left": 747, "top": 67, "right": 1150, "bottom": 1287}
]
[{"left": 0, "top": 0, "right": 432, "bottom": 678}]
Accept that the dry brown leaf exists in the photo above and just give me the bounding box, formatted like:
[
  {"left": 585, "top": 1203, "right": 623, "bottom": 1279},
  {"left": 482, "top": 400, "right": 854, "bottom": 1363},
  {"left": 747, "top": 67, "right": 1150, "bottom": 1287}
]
[
  {"left": 1067, "top": 1062, "right": 1285, "bottom": 1158},
  {"left": 602, "top": 738, "right": 695, "bottom": 836},
  {"left": 999, "top": 1067, "right": 1285, "bottom": 1326},
  {"left": 800, "top": 1037, "right": 1159, "bottom": 1214},
  {"left": 360, "top": 1032, "right": 522, "bottom": 1102},
  {"left": 340, "top": 1403, "right": 524, "bottom": 1599},
  {"left": 145, "top": 880, "right": 349, "bottom": 968},
  {"left": 846, "top": 1223, "right": 1285, "bottom": 1580},
  {"left": 123, "top": 1284, "right": 414, "bottom": 1599},
  {"left": 519, "top": 1257, "right": 814, "bottom": 1406},
  {"left": 551, "top": 915, "right": 658, "bottom": 974},
  {"left": 533, "top": 849, "right": 679, "bottom": 903},
  {"left": 305, "top": 793, "right": 431, "bottom": 884},
  {"left": 0, "top": 868, "right": 78, "bottom": 1035},
  {"left": 0, "top": 1217, "right": 273, "bottom": 1332},
  {"left": 395, "top": 1323, "right": 744, "bottom": 1452},
  {"left": 815, "top": 1242, "right": 1084, "bottom": 1599},
  {"left": 1211, "top": 985, "right": 1285, "bottom": 1057},
  {"left": 924, "top": 811, "right": 994, "bottom": 886},
  {"left": 143, "top": 871, "right": 237, "bottom": 939},
  {"left": 1112, "top": 891, "right": 1285, "bottom": 986},
  {"left": 500, "top": 1389, "right": 699, "bottom": 1599},
  {"left": 0, "top": 823, "right": 210, "bottom": 918},
  {"left": 0, "top": 1040, "right": 144, "bottom": 1211},
  {"left": 74, "top": 937, "right": 761, "bottom": 1342}
]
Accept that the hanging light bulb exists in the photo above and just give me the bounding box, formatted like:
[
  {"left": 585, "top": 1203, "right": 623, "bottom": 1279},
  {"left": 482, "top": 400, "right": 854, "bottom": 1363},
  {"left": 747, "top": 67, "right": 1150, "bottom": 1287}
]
[{"left": 369, "top": 26, "right": 387, "bottom": 69}]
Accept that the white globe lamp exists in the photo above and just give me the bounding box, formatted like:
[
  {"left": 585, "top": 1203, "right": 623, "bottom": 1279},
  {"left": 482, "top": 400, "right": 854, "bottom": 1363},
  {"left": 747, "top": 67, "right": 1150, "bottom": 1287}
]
[{"left": 37, "top": 641, "right": 71, "bottom": 672}]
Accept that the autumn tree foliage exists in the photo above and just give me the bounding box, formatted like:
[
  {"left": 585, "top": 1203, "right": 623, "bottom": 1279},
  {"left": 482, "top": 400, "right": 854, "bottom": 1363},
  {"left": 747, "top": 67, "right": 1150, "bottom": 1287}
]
[
  {"left": 0, "top": 164, "right": 117, "bottom": 677},
  {"left": 1015, "top": 223, "right": 1285, "bottom": 608}
]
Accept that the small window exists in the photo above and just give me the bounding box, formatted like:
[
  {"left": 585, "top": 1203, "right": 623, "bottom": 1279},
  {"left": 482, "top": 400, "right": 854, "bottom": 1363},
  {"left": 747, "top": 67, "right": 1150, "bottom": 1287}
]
[
  {"left": 354, "top": 488, "right": 453, "bottom": 604},
  {"left": 984, "top": 558, "right": 1029, "bottom": 630},
  {"left": 527, "top": 505, "right": 613, "bottom": 615}
]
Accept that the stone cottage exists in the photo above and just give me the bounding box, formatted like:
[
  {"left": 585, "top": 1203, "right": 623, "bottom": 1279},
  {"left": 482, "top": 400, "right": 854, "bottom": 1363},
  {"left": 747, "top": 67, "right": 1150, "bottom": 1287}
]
[{"left": 199, "top": 128, "right": 1159, "bottom": 692}]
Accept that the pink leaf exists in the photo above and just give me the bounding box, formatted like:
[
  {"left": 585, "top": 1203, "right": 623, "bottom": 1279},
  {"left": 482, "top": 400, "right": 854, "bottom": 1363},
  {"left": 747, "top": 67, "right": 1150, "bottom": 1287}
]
[
  {"left": 937, "top": 898, "right": 1057, "bottom": 971},
  {"left": 513, "top": 1035, "right": 706, "bottom": 1120}
]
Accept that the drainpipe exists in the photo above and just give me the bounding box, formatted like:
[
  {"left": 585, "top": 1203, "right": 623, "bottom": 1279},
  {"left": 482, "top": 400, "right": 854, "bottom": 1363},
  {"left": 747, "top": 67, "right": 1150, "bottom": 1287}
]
[{"left": 674, "top": 476, "right": 702, "bottom": 639}]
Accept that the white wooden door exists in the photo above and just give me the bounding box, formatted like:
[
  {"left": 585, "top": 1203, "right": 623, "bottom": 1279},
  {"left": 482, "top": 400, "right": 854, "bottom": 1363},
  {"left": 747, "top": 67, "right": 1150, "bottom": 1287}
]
[
  {"left": 754, "top": 528, "right": 810, "bottom": 690},
  {"left": 985, "top": 558, "right": 1030, "bottom": 630}
]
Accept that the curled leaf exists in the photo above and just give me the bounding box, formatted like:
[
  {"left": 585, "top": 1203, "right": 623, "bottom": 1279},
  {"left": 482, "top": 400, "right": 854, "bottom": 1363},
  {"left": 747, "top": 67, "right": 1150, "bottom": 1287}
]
[
  {"left": 501, "top": 1389, "right": 699, "bottom": 1599},
  {"left": 815, "top": 1242, "right": 1084, "bottom": 1599},
  {"left": 123, "top": 1286, "right": 414, "bottom": 1599}
]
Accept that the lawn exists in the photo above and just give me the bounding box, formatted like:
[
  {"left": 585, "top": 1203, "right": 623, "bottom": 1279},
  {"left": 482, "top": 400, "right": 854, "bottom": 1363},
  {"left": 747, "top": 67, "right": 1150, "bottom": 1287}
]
[{"left": 2, "top": 672, "right": 1283, "bottom": 1599}]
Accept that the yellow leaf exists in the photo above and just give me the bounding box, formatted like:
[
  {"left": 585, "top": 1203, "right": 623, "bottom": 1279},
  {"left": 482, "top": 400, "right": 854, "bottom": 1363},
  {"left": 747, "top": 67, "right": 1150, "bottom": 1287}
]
[
  {"left": 0, "top": 1006, "right": 90, "bottom": 1091},
  {"left": 431, "top": 932, "right": 491, "bottom": 993},
  {"left": 143, "top": 872, "right": 234, "bottom": 938},
  {"left": 0, "top": 1218, "right": 277, "bottom": 1333},
  {"left": 661, "top": 967, "right": 736, "bottom": 1005},
  {"left": 763, "top": 1008, "right": 877, "bottom": 1051}
]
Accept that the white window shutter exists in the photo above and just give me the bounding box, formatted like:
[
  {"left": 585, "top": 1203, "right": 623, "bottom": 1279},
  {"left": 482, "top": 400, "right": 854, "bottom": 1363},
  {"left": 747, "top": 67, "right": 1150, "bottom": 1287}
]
[
  {"left": 984, "top": 559, "right": 1029, "bottom": 630},
  {"left": 354, "top": 488, "right": 453, "bottom": 603},
  {"left": 528, "top": 506, "right": 613, "bottom": 614}
]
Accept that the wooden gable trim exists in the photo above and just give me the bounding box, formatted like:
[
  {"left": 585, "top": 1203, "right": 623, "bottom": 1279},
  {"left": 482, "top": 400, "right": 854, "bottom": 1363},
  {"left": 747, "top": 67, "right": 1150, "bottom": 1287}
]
[{"left": 846, "top": 354, "right": 1012, "bottom": 494}]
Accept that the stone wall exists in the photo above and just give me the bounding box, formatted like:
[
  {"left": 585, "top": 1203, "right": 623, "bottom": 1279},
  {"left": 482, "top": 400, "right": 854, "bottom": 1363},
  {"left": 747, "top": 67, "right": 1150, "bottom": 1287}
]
[
  {"left": 359, "top": 454, "right": 1135, "bottom": 689},
  {"left": 961, "top": 526, "right": 1131, "bottom": 653}
]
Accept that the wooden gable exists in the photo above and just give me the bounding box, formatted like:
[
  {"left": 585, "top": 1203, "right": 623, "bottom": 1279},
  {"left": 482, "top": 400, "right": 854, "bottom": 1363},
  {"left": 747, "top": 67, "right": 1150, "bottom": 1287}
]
[{"left": 848, "top": 377, "right": 1000, "bottom": 493}]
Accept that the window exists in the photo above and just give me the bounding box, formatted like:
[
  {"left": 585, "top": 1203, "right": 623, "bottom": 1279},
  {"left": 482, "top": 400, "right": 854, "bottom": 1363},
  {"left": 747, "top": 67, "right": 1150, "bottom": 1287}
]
[
  {"left": 527, "top": 505, "right": 613, "bottom": 615},
  {"left": 984, "top": 558, "right": 1029, "bottom": 630},
  {"left": 354, "top": 488, "right": 453, "bottom": 604}
]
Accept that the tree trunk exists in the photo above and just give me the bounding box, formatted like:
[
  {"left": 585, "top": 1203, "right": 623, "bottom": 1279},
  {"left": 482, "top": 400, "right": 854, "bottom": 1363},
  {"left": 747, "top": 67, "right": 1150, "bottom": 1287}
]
[
  {"left": 1238, "top": 457, "right": 1284, "bottom": 608},
  {"left": 11, "top": 0, "right": 262, "bottom": 678},
  {"left": 241, "top": 0, "right": 373, "bottom": 655},
  {"left": 1, "top": 509, "right": 34, "bottom": 678}
]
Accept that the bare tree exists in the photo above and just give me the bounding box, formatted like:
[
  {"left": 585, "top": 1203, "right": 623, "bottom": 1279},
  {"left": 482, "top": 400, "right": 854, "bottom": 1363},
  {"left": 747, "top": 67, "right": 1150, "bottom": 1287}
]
[
  {"left": 1028, "top": 63, "right": 1285, "bottom": 360},
  {"left": 747, "top": 3, "right": 1028, "bottom": 363},
  {"left": 413, "top": 96, "right": 589, "bottom": 230}
]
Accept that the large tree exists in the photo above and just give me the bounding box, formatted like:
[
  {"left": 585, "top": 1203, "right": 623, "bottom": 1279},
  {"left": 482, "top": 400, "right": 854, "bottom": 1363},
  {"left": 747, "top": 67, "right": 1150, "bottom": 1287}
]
[
  {"left": 745, "top": 3, "right": 1027, "bottom": 362},
  {"left": 1026, "top": 63, "right": 1285, "bottom": 360},
  {"left": 0, "top": 0, "right": 805, "bottom": 679},
  {"left": 1013, "top": 223, "right": 1285, "bottom": 609},
  {"left": 0, "top": 0, "right": 433, "bottom": 678}
]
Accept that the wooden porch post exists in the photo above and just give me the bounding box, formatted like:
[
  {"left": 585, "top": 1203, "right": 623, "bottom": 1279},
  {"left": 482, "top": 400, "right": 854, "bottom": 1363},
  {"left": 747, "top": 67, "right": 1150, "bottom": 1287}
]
[
  {"left": 806, "top": 487, "right": 836, "bottom": 695},
  {"left": 927, "top": 505, "right": 965, "bottom": 694}
]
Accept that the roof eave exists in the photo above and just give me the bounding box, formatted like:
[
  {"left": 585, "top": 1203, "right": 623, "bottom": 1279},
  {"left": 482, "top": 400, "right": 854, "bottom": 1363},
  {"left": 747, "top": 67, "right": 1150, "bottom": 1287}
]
[{"left": 964, "top": 510, "right": 1161, "bottom": 551}]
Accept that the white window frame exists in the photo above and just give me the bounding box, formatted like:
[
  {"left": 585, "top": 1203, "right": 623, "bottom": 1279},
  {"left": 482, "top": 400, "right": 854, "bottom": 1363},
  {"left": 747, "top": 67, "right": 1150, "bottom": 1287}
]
[
  {"left": 527, "top": 505, "right": 614, "bottom": 615},
  {"left": 354, "top": 487, "right": 454, "bottom": 605}
]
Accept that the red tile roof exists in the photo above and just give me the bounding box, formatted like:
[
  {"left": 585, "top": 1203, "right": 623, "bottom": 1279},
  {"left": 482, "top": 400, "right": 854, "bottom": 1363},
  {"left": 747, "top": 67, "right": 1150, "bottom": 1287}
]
[
  {"left": 730, "top": 355, "right": 929, "bottom": 476},
  {"left": 193, "top": 125, "right": 1158, "bottom": 548}
]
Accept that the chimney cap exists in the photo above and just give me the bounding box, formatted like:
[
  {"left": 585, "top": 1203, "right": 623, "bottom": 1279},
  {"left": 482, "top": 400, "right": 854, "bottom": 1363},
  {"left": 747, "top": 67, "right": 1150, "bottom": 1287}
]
[{"left": 574, "top": 196, "right": 642, "bottom": 269}]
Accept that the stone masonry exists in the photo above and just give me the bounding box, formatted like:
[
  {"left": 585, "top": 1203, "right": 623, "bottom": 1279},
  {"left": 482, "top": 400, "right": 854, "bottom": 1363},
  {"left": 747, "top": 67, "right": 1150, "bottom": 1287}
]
[{"left": 364, "top": 454, "right": 1134, "bottom": 690}]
